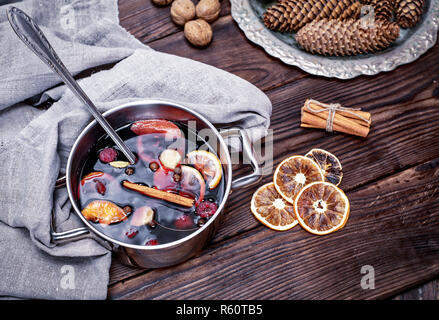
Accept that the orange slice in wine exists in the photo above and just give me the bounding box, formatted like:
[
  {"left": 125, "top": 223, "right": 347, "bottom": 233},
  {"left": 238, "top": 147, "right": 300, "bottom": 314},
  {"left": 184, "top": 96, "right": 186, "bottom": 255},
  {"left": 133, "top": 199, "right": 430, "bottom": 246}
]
[{"left": 81, "top": 200, "right": 127, "bottom": 225}]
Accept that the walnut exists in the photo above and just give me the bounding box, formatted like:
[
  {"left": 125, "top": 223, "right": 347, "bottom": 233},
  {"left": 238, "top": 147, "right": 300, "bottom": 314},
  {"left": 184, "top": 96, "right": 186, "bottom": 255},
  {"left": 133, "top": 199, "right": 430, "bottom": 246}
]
[
  {"left": 170, "top": 0, "right": 196, "bottom": 26},
  {"left": 152, "top": 0, "right": 173, "bottom": 6},
  {"left": 195, "top": 0, "right": 221, "bottom": 23},
  {"left": 184, "top": 19, "right": 213, "bottom": 46}
]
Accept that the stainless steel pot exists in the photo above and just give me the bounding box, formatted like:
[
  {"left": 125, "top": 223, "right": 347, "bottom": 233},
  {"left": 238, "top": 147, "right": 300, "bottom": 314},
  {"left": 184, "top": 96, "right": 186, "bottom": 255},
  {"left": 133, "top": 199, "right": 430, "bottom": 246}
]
[{"left": 51, "top": 99, "right": 262, "bottom": 268}]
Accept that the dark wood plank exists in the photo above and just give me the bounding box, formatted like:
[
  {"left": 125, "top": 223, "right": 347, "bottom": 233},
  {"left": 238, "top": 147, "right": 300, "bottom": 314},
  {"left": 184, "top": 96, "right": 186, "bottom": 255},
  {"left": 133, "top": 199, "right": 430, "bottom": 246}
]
[
  {"left": 109, "top": 254, "right": 146, "bottom": 285},
  {"left": 148, "top": 15, "right": 308, "bottom": 91},
  {"left": 118, "top": 0, "right": 179, "bottom": 43},
  {"left": 108, "top": 157, "right": 439, "bottom": 299},
  {"left": 393, "top": 279, "right": 439, "bottom": 300}
]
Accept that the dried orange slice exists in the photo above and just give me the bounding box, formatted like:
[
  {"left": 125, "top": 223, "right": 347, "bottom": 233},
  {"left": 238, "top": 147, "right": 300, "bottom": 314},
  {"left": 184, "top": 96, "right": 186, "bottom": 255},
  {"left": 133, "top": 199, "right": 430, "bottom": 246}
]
[
  {"left": 273, "top": 155, "right": 324, "bottom": 204},
  {"left": 251, "top": 183, "right": 298, "bottom": 231},
  {"left": 186, "top": 150, "right": 222, "bottom": 189},
  {"left": 294, "top": 181, "right": 350, "bottom": 235},
  {"left": 305, "top": 148, "right": 343, "bottom": 186},
  {"left": 81, "top": 200, "right": 127, "bottom": 225}
]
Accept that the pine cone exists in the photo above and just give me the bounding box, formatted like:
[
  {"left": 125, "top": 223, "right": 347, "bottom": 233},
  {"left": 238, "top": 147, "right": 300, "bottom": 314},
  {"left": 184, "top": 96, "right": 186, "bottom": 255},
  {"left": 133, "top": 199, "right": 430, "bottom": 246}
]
[
  {"left": 361, "top": 0, "right": 395, "bottom": 21},
  {"left": 296, "top": 19, "right": 400, "bottom": 56},
  {"left": 395, "top": 0, "right": 425, "bottom": 28},
  {"left": 263, "top": 0, "right": 362, "bottom": 32}
]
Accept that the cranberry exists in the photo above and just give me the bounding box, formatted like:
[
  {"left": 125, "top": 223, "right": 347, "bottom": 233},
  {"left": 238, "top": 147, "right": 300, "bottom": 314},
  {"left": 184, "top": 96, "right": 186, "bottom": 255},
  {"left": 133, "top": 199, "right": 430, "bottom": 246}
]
[
  {"left": 174, "top": 214, "right": 194, "bottom": 229},
  {"left": 94, "top": 179, "right": 106, "bottom": 195},
  {"left": 125, "top": 227, "right": 138, "bottom": 239},
  {"left": 99, "top": 148, "right": 117, "bottom": 163},
  {"left": 196, "top": 200, "right": 218, "bottom": 218},
  {"left": 145, "top": 239, "right": 158, "bottom": 246}
]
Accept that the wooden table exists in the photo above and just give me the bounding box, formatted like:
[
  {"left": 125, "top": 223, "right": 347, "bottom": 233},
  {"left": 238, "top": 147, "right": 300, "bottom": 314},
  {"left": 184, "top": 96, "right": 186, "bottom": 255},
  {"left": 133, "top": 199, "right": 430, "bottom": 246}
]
[{"left": 108, "top": 0, "right": 439, "bottom": 299}]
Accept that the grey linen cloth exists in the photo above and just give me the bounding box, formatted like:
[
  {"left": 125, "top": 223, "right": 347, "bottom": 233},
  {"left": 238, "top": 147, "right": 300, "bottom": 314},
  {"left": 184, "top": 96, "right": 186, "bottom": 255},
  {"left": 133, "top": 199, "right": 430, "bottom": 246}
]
[{"left": 0, "top": 0, "right": 271, "bottom": 299}]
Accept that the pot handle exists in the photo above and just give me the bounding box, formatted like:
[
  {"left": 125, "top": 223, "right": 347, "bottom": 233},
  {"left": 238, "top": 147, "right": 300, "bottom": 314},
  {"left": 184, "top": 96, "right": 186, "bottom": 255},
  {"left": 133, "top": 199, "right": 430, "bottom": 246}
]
[
  {"left": 220, "top": 127, "right": 263, "bottom": 190},
  {"left": 50, "top": 176, "right": 90, "bottom": 244}
]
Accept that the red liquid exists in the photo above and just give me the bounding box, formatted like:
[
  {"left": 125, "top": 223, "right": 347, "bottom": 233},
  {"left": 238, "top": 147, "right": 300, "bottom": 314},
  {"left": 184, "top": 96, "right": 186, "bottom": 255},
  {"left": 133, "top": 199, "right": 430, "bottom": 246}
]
[{"left": 78, "top": 121, "right": 225, "bottom": 246}]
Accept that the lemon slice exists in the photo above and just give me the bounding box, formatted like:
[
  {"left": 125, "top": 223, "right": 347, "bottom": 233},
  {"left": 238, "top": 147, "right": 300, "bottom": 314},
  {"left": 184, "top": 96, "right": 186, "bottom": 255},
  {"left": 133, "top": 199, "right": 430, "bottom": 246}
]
[
  {"left": 180, "top": 165, "right": 206, "bottom": 206},
  {"left": 186, "top": 150, "right": 222, "bottom": 189}
]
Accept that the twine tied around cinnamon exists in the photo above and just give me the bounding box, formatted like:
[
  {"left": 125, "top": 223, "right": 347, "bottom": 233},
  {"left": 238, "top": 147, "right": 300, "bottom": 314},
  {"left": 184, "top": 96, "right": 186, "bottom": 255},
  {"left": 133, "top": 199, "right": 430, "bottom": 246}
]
[
  {"left": 300, "top": 99, "right": 372, "bottom": 137},
  {"left": 304, "top": 99, "right": 371, "bottom": 133}
]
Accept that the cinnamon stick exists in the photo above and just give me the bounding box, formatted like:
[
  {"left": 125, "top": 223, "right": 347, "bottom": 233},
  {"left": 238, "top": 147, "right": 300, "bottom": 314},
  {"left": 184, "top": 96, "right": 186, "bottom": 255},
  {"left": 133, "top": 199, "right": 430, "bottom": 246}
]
[{"left": 122, "top": 181, "right": 194, "bottom": 207}]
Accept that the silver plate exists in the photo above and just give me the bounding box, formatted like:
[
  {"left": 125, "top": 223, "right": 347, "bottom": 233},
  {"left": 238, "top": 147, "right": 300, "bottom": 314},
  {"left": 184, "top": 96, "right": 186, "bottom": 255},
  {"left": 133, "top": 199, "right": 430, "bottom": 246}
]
[{"left": 231, "top": 0, "right": 439, "bottom": 79}]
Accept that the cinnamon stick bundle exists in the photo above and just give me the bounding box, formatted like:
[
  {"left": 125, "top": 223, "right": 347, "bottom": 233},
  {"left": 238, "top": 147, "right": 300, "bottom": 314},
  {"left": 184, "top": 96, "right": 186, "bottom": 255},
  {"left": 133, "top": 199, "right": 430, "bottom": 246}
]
[{"left": 301, "top": 99, "right": 371, "bottom": 138}]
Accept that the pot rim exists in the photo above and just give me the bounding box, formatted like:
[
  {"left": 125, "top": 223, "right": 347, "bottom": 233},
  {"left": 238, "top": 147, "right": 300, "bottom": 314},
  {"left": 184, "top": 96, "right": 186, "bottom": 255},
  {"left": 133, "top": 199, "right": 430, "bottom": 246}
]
[{"left": 66, "top": 99, "right": 233, "bottom": 250}]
